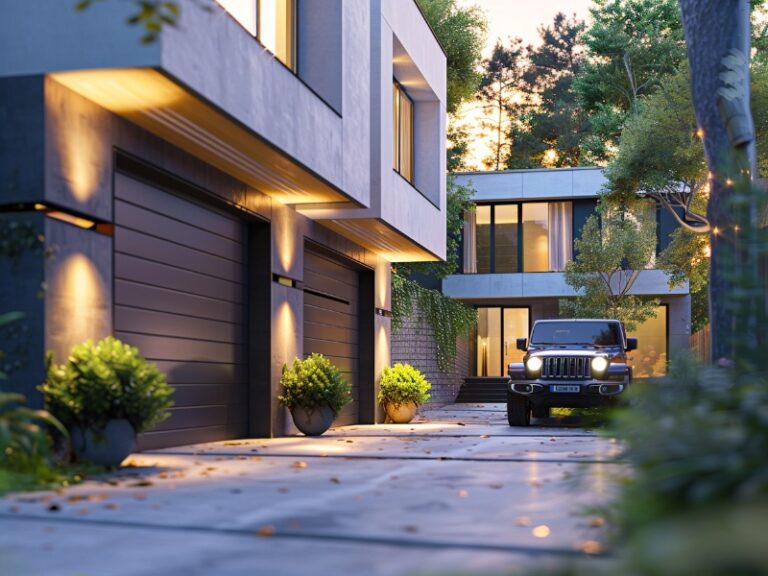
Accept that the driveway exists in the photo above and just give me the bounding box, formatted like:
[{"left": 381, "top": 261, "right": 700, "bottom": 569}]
[{"left": 0, "top": 404, "right": 622, "bottom": 576}]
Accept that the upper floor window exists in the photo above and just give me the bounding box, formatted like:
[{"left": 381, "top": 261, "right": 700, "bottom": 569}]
[
  {"left": 218, "top": 0, "right": 296, "bottom": 70},
  {"left": 393, "top": 80, "right": 414, "bottom": 183},
  {"left": 465, "top": 202, "right": 573, "bottom": 273}
]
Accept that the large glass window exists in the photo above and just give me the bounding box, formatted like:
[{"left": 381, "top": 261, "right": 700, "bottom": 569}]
[
  {"left": 259, "top": 0, "right": 296, "bottom": 69},
  {"left": 495, "top": 204, "right": 519, "bottom": 272},
  {"left": 627, "top": 306, "right": 668, "bottom": 377},
  {"left": 216, "top": 0, "right": 295, "bottom": 69},
  {"left": 468, "top": 201, "right": 573, "bottom": 273},
  {"left": 523, "top": 203, "right": 549, "bottom": 272},
  {"left": 393, "top": 81, "right": 414, "bottom": 183},
  {"left": 476, "top": 307, "right": 529, "bottom": 376}
]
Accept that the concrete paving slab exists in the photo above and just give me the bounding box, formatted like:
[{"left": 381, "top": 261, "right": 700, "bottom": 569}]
[{"left": 0, "top": 404, "right": 621, "bottom": 576}]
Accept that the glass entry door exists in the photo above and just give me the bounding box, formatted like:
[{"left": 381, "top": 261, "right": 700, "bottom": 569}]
[{"left": 476, "top": 307, "right": 530, "bottom": 376}]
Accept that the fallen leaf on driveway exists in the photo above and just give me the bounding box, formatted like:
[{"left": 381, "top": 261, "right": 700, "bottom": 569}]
[
  {"left": 104, "top": 503, "right": 119, "bottom": 510},
  {"left": 457, "top": 490, "right": 469, "bottom": 498},
  {"left": 577, "top": 540, "right": 604, "bottom": 554},
  {"left": 489, "top": 483, "right": 504, "bottom": 490},
  {"left": 515, "top": 516, "right": 532, "bottom": 526},
  {"left": 480, "top": 435, "right": 490, "bottom": 439},
  {"left": 588, "top": 517, "right": 606, "bottom": 528},
  {"left": 291, "top": 461, "right": 307, "bottom": 469},
  {"left": 402, "top": 525, "right": 419, "bottom": 533},
  {"left": 457, "top": 422, "right": 466, "bottom": 426},
  {"left": 256, "top": 525, "right": 276, "bottom": 537},
  {"left": 47, "top": 504, "right": 60, "bottom": 512},
  {"left": 277, "top": 487, "right": 290, "bottom": 493},
  {"left": 330, "top": 477, "right": 341, "bottom": 484},
  {"left": 130, "top": 480, "right": 154, "bottom": 488},
  {"left": 87, "top": 494, "right": 107, "bottom": 502}
]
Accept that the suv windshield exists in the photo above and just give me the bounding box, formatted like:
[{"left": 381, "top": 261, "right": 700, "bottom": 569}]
[{"left": 530, "top": 321, "right": 623, "bottom": 346}]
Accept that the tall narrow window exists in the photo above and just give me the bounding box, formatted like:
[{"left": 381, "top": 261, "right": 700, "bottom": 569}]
[
  {"left": 259, "top": 0, "right": 296, "bottom": 69},
  {"left": 494, "top": 204, "right": 519, "bottom": 273},
  {"left": 476, "top": 205, "right": 492, "bottom": 273},
  {"left": 393, "top": 80, "right": 414, "bottom": 183},
  {"left": 523, "top": 203, "right": 550, "bottom": 272}
]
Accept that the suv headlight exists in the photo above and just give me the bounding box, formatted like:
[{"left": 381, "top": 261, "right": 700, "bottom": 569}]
[
  {"left": 526, "top": 357, "right": 543, "bottom": 372},
  {"left": 591, "top": 356, "right": 609, "bottom": 374}
]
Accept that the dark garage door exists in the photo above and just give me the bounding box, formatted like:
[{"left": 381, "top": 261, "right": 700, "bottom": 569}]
[
  {"left": 303, "top": 249, "right": 360, "bottom": 426},
  {"left": 114, "top": 172, "right": 248, "bottom": 449}
]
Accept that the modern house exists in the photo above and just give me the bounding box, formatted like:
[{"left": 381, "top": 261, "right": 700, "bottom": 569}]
[
  {"left": 0, "top": 0, "right": 447, "bottom": 447},
  {"left": 444, "top": 167, "right": 690, "bottom": 394}
]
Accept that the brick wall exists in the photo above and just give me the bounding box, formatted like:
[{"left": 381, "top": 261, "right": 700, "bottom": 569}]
[{"left": 391, "top": 307, "right": 470, "bottom": 405}]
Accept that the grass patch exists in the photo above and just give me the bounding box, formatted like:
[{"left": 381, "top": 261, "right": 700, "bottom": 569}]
[{"left": 0, "top": 463, "right": 105, "bottom": 496}]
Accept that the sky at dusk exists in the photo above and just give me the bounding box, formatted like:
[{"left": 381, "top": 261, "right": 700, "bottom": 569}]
[
  {"left": 456, "top": 0, "right": 595, "bottom": 170},
  {"left": 467, "top": 0, "right": 595, "bottom": 52}
]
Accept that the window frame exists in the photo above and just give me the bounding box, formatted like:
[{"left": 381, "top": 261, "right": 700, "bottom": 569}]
[
  {"left": 256, "top": 0, "right": 298, "bottom": 71},
  {"left": 474, "top": 305, "right": 532, "bottom": 376},
  {"left": 476, "top": 203, "right": 523, "bottom": 274},
  {"left": 392, "top": 79, "right": 415, "bottom": 184}
]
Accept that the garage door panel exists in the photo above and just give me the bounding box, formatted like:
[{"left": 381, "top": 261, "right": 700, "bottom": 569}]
[
  {"left": 115, "top": 173, "right": 249, "bottom": 448},
  {"left": 116, "top": 228, "right": 243, "bottom": 284},
  {"left": 116, "top": 254, "right": 243, "bottom": 304},
  {"left": 115, "top": 280, "right": 245, "bottom": 325},
  {"left": 303, "top": 338, "right": 359, "bottom": 361},
  {"left": 116, "top": 332, "right": 245, "bottom": 364},
  {"left": 303, "top": 304, "right": 357, "bottom": 328},
  {"left": 304, "top": 323, "right": 358, "bottom": 346},
  {"left": 169, "top": 383, "right": 244, "bottom": 406},
  {"left": 304, "top": 269, "right": 358, "bottom": 301},
  {"left": 304, "top": 292, "right": 358, "bottom": 316},
  {"left": 115, "top": 173, "right": 243, "bottom": 242},
  {"left": 152, "top": 361, "right": 246, "bottom": 385},
  {"left": 138, "top": 426, "right": 237, "bottom": 451},
  {"left": 115, "top": 200, "right": 243, "bottom": 263},
  {"left": 305, "top": 254, "right": 358, "bottom": 286},
  {"left": 115, "top": 306, "right": 245, "bottom": 345},
  {"left": 154, "top": 405, "right": 229, "bottom": 431}
]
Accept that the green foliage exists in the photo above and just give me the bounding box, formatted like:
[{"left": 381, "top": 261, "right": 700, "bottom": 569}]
[
  {"left": 391, "top": 273, "right": 476, "bottom": 372},
  {"left": 378, "top": 363, "right": 432, "bottom": 408},
  {"left": 74, "top": 0, "right": 184, "bottom": 44},
  {"left": 0, "top": 219, "right": 46, "bottom": 264},
  {"left": 560, "top": 209, "right": 659, "bottom": 331},
  {"left": 395, "top": 176, "right": 475, "bottom": 280},
  {"left": 41, "top": 337, "right": 174, "bottom": 434},
  {"left": 278, "top": 353, "right": 352, "bottom": 416},
  {"left": 0, "top": 393, "right": 68, "bottom": 477},
  {"left": 416, "top": 0, "right": 487, "bottom": 115},
  {"left": 477, "top": 38, "right": 525, "bottom": 170},
  {"left": 508, "top": 13, "right": 589, "bottom": 169},
  {"left": 574, "top": 0, "right": 686, "bottom": 162}
]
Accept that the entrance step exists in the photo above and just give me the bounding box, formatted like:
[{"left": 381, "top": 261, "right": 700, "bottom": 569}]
[{"left": 455, "top": 377, "right": 508, "bottom": 403}]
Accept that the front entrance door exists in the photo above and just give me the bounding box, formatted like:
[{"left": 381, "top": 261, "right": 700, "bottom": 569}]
[{"left": 476, "top": 307, "right": 530, "bottom": 377}]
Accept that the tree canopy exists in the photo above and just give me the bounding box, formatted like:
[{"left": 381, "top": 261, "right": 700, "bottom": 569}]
[{"left": 560, "top": 207, "right": 660, "bottom": 331}]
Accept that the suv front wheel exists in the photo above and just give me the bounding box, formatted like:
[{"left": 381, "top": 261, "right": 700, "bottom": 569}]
[{"left": 507, "top": 392, "right": 531, "bottom": 426}]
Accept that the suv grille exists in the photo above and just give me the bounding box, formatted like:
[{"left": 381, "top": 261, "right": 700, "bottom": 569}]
[{"left": 541, "top": 357, "right": 592, "bottom": 380}]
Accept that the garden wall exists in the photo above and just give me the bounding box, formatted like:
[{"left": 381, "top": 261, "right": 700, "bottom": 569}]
[{"left": 391, "top": 307, "right": 470, "bottom": 405}]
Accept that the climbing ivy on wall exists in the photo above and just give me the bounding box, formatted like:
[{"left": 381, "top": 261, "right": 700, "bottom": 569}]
[{"left": 391, "top": 272, "right": 476, "bottom": 372}]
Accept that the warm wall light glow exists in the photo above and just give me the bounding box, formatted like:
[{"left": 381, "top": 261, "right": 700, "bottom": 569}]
[
  {"left": 696, "top": 128, "right": 704, "bottom": 138},
  {"left": 376, "top": 260, "right": 390, "bottom": 309},
  {"left": 48, "top": 253, "right": 107, "bottom": 355},
  {"left": 275, "top": 300, "right": 298, "bottom": 359},
  {"left": 276, "top": 208, "right": 296, "bottom": 272}
]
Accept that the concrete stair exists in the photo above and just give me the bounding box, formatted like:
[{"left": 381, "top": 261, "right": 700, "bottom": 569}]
[{"left": 455, "top": 377, "right": 508, "bottom": 403}]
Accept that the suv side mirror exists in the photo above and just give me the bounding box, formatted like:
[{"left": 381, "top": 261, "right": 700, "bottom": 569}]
[
  {"left": 626, "top": 337, "right": 638, "bottom": 351},
  {"left": 516, "top": 338, "right": 528, "bottom": 351}
]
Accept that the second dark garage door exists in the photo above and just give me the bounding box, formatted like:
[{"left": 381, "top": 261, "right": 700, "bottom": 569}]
[
  {"left": 113, "top": 172, "right": 249, "bottom": 449},
  {"left": 303, "top": 249, "right": 360, "bottom": 426}
]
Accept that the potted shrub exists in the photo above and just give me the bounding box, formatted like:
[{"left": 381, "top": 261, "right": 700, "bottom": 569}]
[
  {"left": 279, "top": 353, "right": 351, "bottom": 436},
  {"left": 378, "top": 363, "right": 431, "bottom": 424},
  {"left": 40, "top": 337, "right": 173, "bottom": 466}
]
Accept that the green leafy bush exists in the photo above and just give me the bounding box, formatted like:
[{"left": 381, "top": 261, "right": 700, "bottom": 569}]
[
  {"left": 378, "top": 363, "right": 431, "bottom": 407},
  {"left": 40, "top": 337, "right": 173, "bottom": 433},
  {"left": 0, "top": 392, "right": 67, "bottom": 474},
  {"left": 279, "top": 353, "right": 351, "bottom": 416}
]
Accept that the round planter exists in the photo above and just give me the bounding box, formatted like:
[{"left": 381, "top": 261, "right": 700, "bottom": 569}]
[
  {"left": 385, "top": 401, "right": 418, "bottom": 424},
  {"left": 71, "top": 419, "right": 137, "bottom": 467},
  {"left": 291, "top": 405, "right": 335, "bottom": 436}
]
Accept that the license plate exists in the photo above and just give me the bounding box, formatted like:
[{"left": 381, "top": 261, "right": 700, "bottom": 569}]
[{"left": 552, "top": 385, "right": 580, "bottom": 393}]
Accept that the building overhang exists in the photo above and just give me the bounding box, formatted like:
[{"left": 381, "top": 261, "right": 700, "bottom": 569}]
[{"left": 50, "top": 67, "right": 361, "bottom": 209}]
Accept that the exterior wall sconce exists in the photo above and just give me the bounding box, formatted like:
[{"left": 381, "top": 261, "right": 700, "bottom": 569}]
[
  {"left": 0, "top": 202, "right": 113, "bottom": 236},
  {"left": 273, "top": 274, "right": 297, "bottom": 288},
  {"left": 375, "top": 308, "right": 392, "bottom": 318}
]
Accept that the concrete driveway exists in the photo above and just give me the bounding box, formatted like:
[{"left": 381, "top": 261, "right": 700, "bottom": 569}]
[{"left": 0, "top": 404, "right": 623, "bottom": 576}]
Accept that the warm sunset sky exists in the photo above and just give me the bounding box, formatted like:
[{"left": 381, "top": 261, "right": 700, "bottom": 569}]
[{"left": 457, "top": 0, "right": 595, "bottom": 169}]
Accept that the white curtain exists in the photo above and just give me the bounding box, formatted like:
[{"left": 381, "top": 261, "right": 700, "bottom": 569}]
[
  {"left": 548, "top": 202, "right": 573, "bottom": 271},
  {"left": 464, "top": 210, "right": 477, "bottom": 273}
]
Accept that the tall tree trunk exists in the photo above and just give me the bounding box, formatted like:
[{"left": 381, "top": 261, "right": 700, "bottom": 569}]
[{"left": 679, "top": 0, "right": 756, "bottom": 362}]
